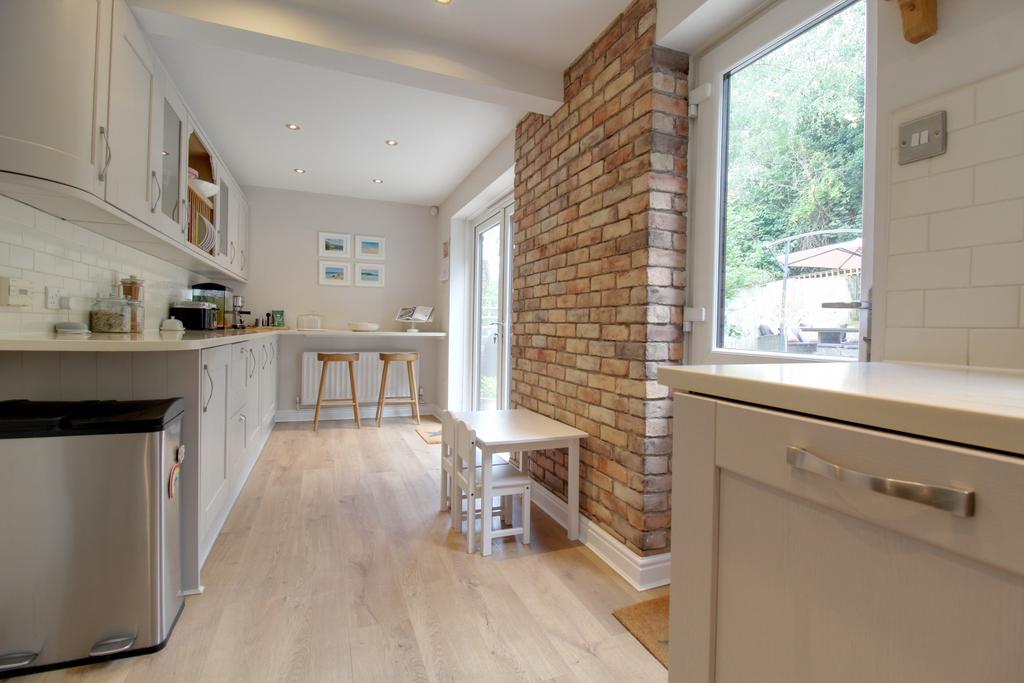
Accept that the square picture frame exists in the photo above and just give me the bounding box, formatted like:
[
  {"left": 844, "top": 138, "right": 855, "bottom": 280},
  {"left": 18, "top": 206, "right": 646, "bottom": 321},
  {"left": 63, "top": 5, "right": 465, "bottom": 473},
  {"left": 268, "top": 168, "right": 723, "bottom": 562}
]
[
  {"left": 318, "top": 260, "right": 351, "bottom": 286},
  {"left": 318, "top": 231, "right": 352, "bottom": 258},
  {"left": 355, "top": 235, "right": 386, "bottom": 260},
  {"left": 355, "top": 262, "right": 385, "bottom": 287}
]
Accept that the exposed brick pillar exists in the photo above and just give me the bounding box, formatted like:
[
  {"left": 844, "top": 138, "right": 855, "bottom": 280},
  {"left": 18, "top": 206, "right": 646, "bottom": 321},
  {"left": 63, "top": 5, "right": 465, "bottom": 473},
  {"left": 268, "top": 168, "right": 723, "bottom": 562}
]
[{"left": 512, "top": 0, "right": 688, "bottom": 555}]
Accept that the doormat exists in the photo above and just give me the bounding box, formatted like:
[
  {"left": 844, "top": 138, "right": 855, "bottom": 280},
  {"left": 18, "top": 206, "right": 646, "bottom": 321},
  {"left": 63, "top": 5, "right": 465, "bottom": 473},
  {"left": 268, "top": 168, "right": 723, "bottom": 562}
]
[
  {"left": 415, "top": 425, "right": 442, "bottom": 444},
  {"left": 612, "top": 595, "right": 669, "bottom": 668}
]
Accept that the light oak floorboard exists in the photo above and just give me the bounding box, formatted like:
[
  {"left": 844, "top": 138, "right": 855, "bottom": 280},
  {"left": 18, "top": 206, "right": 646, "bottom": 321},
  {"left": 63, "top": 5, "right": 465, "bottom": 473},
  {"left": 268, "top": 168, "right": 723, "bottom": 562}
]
[{"left": 25, "top": 418, "right": 666, "bottom": 683}]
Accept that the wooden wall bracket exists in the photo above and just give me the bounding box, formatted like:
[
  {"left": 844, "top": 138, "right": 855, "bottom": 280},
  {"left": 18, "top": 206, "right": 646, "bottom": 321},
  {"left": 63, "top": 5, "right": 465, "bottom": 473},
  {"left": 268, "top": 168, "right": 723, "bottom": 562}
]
[{"left": 888, "top": 0, "right": 938, "bottom": 44}]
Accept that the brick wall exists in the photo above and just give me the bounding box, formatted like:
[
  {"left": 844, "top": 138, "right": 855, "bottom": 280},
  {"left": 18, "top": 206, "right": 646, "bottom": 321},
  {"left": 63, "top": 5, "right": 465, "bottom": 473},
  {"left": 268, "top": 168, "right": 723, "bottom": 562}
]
[{"left": 511, "top": 0, "right": 689, "bottom": 556}]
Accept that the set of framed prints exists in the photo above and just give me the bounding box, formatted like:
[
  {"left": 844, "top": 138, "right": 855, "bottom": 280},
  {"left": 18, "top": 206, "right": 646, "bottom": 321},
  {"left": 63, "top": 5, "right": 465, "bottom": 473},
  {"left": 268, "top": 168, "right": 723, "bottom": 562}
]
[{"left": 317, "top": 232, "right": 386, "bottom": 287}]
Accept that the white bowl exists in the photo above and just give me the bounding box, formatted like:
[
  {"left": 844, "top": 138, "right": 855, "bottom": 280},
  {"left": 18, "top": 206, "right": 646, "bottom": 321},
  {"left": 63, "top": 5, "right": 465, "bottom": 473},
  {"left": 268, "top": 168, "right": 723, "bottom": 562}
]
[
  {"left": 189, "top": 178, "right": 220, "bottom": 198},
  {"left": 347, "top": 322, "right": 380, "bottom": 332}
]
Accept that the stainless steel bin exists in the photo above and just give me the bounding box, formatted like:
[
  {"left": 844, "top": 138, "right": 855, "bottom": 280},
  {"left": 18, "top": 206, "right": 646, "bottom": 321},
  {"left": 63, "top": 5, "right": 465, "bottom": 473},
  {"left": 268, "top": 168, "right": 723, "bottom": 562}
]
[{"left": 0, "top": 399, "right": 186, "bottom": 676}]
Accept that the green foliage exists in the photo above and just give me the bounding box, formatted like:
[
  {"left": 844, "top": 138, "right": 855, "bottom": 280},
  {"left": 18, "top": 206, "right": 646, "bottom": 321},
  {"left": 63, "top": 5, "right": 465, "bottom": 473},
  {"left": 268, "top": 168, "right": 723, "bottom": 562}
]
[{"left": 722, "top": 1, "right": 866, "bottom": 300}]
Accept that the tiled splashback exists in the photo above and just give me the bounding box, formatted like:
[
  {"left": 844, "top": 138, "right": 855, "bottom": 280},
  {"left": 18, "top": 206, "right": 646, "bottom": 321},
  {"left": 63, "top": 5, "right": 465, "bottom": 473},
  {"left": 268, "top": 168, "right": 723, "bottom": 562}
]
[
  {"left": 885, "top": 64, "right": 1024, "bottom": 369},
  {"left": 0, "top": 196, "right": 193, "bottom": 334}
]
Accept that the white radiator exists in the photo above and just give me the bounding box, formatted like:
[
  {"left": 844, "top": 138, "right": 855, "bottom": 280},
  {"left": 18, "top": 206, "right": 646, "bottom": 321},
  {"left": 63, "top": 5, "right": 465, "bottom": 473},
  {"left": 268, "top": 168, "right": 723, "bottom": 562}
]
[{"left": 300, "top": 351, "right": 418, "bottom": 406}]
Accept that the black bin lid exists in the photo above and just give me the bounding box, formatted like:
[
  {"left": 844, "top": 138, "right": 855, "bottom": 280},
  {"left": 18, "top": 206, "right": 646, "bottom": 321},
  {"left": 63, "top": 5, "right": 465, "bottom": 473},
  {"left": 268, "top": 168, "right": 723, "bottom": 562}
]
[{"left": 0, "top": 398, "right": 184, "bottom": 438}]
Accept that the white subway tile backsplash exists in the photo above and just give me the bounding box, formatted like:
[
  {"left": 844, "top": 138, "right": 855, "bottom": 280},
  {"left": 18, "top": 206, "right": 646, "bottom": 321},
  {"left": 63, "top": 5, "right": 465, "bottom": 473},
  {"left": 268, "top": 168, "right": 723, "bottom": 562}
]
[
  {"left": 929, "top": 113, "right": 1024, "bottom": 174},
  {"left": 971, "top": 241, "right": 1024, "bottom": 286},
  {"left": 0, "top": 197, "right": 193, "bottom": 334},
  {"left": 924, "top": 287, "right": 1020, "bottom": 328},
  {"left": 928, "top": 200, "right": 1024, "bottom": 250},
  {"left": 888, "top": 216, "right": 929, "bottom": 254},
  {"left": 885, "top": 327, "right": 968, "bottom": 365},
  {"left": 887, "top": 249, "right": 970, "bottom": 290},
  {"left": 884, "top": 65, "right": 1024, "bottom": 371},
  {"left": 976, "top": 67, "right": 1024, "bottom": 123},
  {"left": 886, "top": 290, "right": 924, "bottom": 327},
  {"left": 968, "top": 329, "right": 1024, "bottom": 369},
  {"left": 974, "top": 154, "right": 1024, "bottom": 205},
  {"left": 891, "top": 168, "right": 973, "bottom": 218}
]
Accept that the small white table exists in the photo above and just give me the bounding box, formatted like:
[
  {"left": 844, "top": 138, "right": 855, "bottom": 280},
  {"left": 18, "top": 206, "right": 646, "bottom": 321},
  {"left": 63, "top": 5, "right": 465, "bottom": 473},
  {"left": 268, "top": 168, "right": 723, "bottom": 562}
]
[{"left": 449, "top": 409, "right": 587, "bottom": 555}]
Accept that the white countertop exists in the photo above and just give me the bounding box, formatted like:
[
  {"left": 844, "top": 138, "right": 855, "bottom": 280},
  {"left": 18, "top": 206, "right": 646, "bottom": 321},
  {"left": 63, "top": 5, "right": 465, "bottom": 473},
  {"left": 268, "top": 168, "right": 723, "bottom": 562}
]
[
  {"left": 658, "top": 362, "right": 1024, "bottom": 456},
  {"left": 0, "top": 328, "right": 446, "bottom": 352}
]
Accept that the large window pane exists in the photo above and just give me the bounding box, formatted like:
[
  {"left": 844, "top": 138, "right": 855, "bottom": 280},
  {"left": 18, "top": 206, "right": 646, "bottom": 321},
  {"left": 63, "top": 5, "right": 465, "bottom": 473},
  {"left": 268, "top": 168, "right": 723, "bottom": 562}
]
[{"left": 719, "top": 1, "right": 866, "bottom": 357}]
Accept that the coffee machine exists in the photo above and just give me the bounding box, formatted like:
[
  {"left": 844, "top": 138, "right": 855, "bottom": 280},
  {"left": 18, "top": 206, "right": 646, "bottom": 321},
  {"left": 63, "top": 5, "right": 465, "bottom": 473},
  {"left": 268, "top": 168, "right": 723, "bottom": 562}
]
[{"left": 231, "top": 295, "right": 251, "bottom": 329}]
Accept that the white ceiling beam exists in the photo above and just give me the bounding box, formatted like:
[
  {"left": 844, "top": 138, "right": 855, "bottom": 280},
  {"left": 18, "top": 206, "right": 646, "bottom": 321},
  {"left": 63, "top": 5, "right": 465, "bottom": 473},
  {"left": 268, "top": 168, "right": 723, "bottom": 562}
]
[
  {"left": 657, "top": 0, "right": 771, "bottom": 55},
  {"left": 129, "top": 0, "right": 563, "bottom": 114}
]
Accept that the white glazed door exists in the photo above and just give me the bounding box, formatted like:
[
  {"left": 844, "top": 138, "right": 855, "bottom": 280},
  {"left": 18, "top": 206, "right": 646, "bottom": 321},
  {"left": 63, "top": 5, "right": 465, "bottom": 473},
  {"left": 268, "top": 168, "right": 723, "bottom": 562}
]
[
  {"left": 151, "top": 78, "right": 187, "bottom": 241},
  {"left": 106, "top": 0, "right": 158, "bottom": 223},
  {"left": 0, "top": 0, "right": 111, "bottom": 197},
  {"left": 199, "top": 345, "right": 230, "bottom": 539}
]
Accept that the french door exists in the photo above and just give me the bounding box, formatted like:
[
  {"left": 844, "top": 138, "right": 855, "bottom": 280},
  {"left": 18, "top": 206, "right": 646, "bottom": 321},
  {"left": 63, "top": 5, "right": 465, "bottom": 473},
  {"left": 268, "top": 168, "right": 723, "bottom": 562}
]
[
  {"left": 471, "top": 201, "right": 514, "bottom": 410},
  {"left": 689, "top": 0, "right": 872, "bottom": 364}
]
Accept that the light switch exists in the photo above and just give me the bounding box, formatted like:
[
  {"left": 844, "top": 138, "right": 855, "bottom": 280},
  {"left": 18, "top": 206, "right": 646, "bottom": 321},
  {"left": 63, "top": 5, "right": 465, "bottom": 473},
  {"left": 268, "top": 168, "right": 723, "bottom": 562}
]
[{"left": 899, "top": 111, "right": 946, "bottom": 164}]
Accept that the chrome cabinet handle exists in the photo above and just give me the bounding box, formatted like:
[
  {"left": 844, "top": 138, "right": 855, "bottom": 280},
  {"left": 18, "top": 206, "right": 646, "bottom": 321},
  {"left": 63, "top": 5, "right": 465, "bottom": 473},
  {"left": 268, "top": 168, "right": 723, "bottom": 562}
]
[
  {"left": 230, "top": 241, "right": 235, "bottom": 264},
  {"left": 241, "top": 249, "right": 246, "bottom": 271},
  {"left": 89, "top": 635, "right": 136, "bottom": 657},
  {"left": 181, "top": 199, "right": 186, "bottom": 234},
  {"left": 786, "top": 446, "right": 975, "bottom": 517},
  {"left": 98, "top": 126, "right": 112, "bottom": 181},
  {"left": 240, "top": 413, "right": 248, "bottom": 447},
  {"left": 202, "top": 364, "right": 213, "bottom": 413},
  {"left": 249, "top": 348, "right": 256, "bottom": 379},
  {"left": 0, "top": 652, "right": 38, "bottom": 672},
  {"left": 150, "top": 170, "right": 162, "bottom": 212}
]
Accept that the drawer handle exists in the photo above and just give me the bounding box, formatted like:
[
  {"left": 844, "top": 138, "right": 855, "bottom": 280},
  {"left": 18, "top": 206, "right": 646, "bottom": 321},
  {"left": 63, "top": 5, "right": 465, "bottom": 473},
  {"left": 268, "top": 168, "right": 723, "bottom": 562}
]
[
  {"left": 0, "top": 652, "right": 38, "bottom": 672},
  {"left": 786, "top": 446, "right": 975, "bottom": 517},
  {"left": 89, "top": 635, "right": 136, "bottom": 657}
]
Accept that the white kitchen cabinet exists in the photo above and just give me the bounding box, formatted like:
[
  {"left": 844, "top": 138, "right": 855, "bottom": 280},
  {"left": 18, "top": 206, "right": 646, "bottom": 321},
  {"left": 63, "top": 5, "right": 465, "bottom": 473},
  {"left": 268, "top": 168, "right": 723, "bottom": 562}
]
[
  {"left": 259, "top": 337, "right": 278, "bottom": 432},
  {"left": 669, "top": 393, "right": 1024, "bottom": 683},
  {"left": 0, "top": 0, "right": 111, "bottom": 197},
  {"left": 199, "top": 345, "right": 230, "bottom": 545},
  {"left": 105, "top": 0, "right": 158, "bottom": 224}
]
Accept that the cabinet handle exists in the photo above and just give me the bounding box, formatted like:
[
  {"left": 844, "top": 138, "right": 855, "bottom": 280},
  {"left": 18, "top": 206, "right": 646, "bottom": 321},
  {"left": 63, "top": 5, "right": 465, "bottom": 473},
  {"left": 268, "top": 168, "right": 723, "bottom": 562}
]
[
  {"left": 786, "top": 446, "right": 975, "bottom": 517},
  {"left": 230, "top": 241, "right": 235, "bottom": 264},
  {"left": 249, "top": 348, "right": 256, "bottom": 379},
  {"left": 98, "top": 126, "right": 112, "bottom": 181},
  {"left": 240, "top": 413, "right": 248, "bottom": 448},
  {"left": 202, "top": 364, "right": 213, "bottom": 413},
  {"left": 241, "top": 249, "right": 246, "bottom": 271},
  {"left": 180, "top": 199, "right": 186, "bottom": 234},
  {"left": 0, "top": 652, "right": 38, "bottom": 672},
  {"left": 150, "top": 170, "right": 162, "bottom": 213}
]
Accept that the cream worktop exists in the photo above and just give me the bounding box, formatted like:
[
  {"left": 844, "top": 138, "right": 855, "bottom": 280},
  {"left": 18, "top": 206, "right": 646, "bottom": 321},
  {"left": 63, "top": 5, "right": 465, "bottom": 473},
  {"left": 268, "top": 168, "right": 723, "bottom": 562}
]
[
  {"left": 658, "top": 361, "right": 1024, "bottom": 456},
  {"left": 0, "top": 328, "right": 446, "bottom": 352}
]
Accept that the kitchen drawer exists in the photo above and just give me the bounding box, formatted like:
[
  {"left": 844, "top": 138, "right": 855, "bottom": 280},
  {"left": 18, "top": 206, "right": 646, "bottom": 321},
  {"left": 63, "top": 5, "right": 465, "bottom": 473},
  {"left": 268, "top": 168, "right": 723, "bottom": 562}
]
[{"left": 715, "top": 401, "right": 1024, "bottom": 576}]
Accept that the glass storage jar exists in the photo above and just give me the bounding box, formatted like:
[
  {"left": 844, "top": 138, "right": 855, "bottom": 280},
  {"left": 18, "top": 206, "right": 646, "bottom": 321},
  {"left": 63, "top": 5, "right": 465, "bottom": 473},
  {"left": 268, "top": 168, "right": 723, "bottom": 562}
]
[{"left": 89, "top": 296, "right": 132, "bottom": 333}]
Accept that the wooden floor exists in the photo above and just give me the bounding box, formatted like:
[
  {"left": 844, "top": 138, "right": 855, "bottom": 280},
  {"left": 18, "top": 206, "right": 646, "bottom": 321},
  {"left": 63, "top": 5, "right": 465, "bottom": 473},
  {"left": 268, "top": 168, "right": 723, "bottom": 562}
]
[{"left": 26, "top": 418, "right": 668, "bottom": 683}]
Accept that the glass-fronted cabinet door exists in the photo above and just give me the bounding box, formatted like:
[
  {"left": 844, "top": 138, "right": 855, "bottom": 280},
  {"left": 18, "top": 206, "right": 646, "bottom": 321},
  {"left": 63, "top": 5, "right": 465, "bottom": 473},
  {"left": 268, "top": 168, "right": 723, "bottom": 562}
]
[{"left": 151, "top": 80, "right": 186, "bottom": 241}]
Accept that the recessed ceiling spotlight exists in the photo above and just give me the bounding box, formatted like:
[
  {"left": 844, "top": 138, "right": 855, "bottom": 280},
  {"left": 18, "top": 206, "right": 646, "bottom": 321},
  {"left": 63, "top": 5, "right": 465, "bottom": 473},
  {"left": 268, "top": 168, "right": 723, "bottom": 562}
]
[
  {"left": 293, "top": 168, "right": 306, "bottom": 174},
  {"left": 372, "top": 178, "right": 384, "bottom": 184},
  {"left": 285, "top": 122, "right": 301, "bottom": 130},
  {"left": 435, "top": 0, "right": 453, "bottom": 4},
  {"left": 385, "top": 139, "right": 399, "bottom": 146}
]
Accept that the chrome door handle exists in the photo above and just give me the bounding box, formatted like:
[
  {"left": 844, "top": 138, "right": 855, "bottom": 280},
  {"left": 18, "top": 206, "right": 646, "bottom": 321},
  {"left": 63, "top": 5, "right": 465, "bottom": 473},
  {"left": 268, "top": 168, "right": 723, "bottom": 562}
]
[
  {"left": 0, "top": 652, "right": 38, "bottom": 672},
  {"left": 230, "top": 241, "right": 235, "bottom": 264},
  {"left": 786, "top": 446, "right": 975, "bottom": 517},
  {"left": 202, "top": 364, "right": 213, "bottom": 413},
  {"left": 150, "top": 170, "right": 162, "bottom": 212},
  {"left": 89, "top": 635, "right": 136, "bottom": 657},
  {"left": 821, "top": 300, "right": 871, "bottom": 309},
  {"left": 249, "top": 348, "right": 256, "bottom": 379},
  {"left": 98, "top": 126, "right": 112, "bottom": 181}
]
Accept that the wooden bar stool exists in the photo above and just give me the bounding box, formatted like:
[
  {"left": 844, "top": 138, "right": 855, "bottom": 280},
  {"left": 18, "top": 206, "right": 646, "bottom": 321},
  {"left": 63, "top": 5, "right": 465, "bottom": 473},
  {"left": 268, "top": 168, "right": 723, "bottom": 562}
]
[
  {"left": 313, "top": 352, "right": 361, "bottom": 431},
  {"left": 376, "top": 352, "right": 420, "bottom": 426}
]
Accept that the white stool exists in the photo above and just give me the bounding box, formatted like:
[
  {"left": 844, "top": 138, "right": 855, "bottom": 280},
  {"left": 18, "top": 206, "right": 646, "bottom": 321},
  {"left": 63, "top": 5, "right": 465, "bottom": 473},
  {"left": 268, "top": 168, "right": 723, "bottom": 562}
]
[{"left": 451, "top": 419, "right": 531, "bottom": 554}]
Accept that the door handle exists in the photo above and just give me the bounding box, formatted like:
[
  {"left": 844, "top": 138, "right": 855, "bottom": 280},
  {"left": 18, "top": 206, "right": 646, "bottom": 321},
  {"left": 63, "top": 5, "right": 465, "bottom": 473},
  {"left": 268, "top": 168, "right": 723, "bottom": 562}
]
[
  {"left": 202, "top": 364, "right": 213, "bottom": 412},
  {"left": 180, "top": 199, "right": 186, "bottom": 234},
  {"left": 98, "top": 126, "right": 112, "bottom": 181},
  {"left": 786, "top": 446, "right": 975, "bottom": 517},
  {"left": 230, "top": 241, "right": 235, "bottom": 264},
  {"left": 150, "top": 170, "right": 162, "bottom": 213},
  {"left": 89, "top": 635, "right": 136, "bottom": 657},
  {"left": 821, "top": 300, "right": 871, "bottom": 310},
  {"left": 0, "top": 652, "right": 38, "bottom": 672},
  {"left": 249, "top": 348, "right": 256, "bottom": 379}
]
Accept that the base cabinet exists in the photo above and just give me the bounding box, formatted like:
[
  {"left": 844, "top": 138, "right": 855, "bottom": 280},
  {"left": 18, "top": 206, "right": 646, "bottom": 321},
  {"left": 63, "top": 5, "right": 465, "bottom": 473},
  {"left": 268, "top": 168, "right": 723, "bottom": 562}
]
[
  {"left": 670, "top": 393, "right": 1024, "bottom": 683},
  {"left": 199, "top": 345, "right": 230, "bottom": 543}
]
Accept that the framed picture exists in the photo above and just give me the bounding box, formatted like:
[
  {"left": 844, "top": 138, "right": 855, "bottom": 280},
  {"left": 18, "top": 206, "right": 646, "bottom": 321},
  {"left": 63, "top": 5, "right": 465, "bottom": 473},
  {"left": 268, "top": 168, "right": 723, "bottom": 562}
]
[
  {"left": 355, "top": 262, "right": 385, "bottom": 287},
  {"left": 318, "top": 232, "right": 351, "bottom": 258},
  {"left": 318, "top": 260, "right": 351, "bottom": 286},
  {"left": 355, "top": 235, "right": 386, "bottom": 260}
]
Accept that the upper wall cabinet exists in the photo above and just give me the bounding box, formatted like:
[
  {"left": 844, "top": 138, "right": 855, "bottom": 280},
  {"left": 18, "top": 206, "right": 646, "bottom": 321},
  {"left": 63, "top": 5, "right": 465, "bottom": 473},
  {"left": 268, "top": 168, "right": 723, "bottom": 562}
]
[
  {"left": 0, "top": 0, "right": 111, "bottom": 197},
  {"left": 0, "top": 0, "right": 248, "bottom": 282}
]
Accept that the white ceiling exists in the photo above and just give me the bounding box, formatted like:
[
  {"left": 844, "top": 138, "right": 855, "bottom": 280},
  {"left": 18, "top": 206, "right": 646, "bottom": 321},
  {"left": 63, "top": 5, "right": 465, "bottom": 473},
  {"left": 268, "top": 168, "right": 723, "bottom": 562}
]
[
  {"left": 281, "top": 0, "right": 635, "bottom": 70},
  {"left": 136, "top": 0, "right": 633, "bottom": 206},
  {"left": 151, "top": 35, "right": 520, "bottom": 205}
]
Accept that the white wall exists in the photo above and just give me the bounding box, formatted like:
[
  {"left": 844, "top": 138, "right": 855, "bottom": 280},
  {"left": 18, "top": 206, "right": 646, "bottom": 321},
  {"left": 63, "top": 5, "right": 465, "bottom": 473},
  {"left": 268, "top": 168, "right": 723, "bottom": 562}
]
[
  {"left": 0, "top": 195, "right": 193, "bottom": 334},
  {"left": 240, "top": 186, "right": 441, "bottom": 408},
  {"left": 872, "top": 0, "right": 1024, "bottom": 367},
  {"left": 434, "top": 133, "right": 515, "bottom": 411}
]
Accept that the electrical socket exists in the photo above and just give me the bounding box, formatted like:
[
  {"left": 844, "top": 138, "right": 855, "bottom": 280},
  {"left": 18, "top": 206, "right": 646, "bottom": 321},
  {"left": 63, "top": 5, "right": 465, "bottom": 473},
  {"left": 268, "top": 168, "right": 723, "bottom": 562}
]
[{"left": 45, "top": 286, "right": 68, "bottom": 310}]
